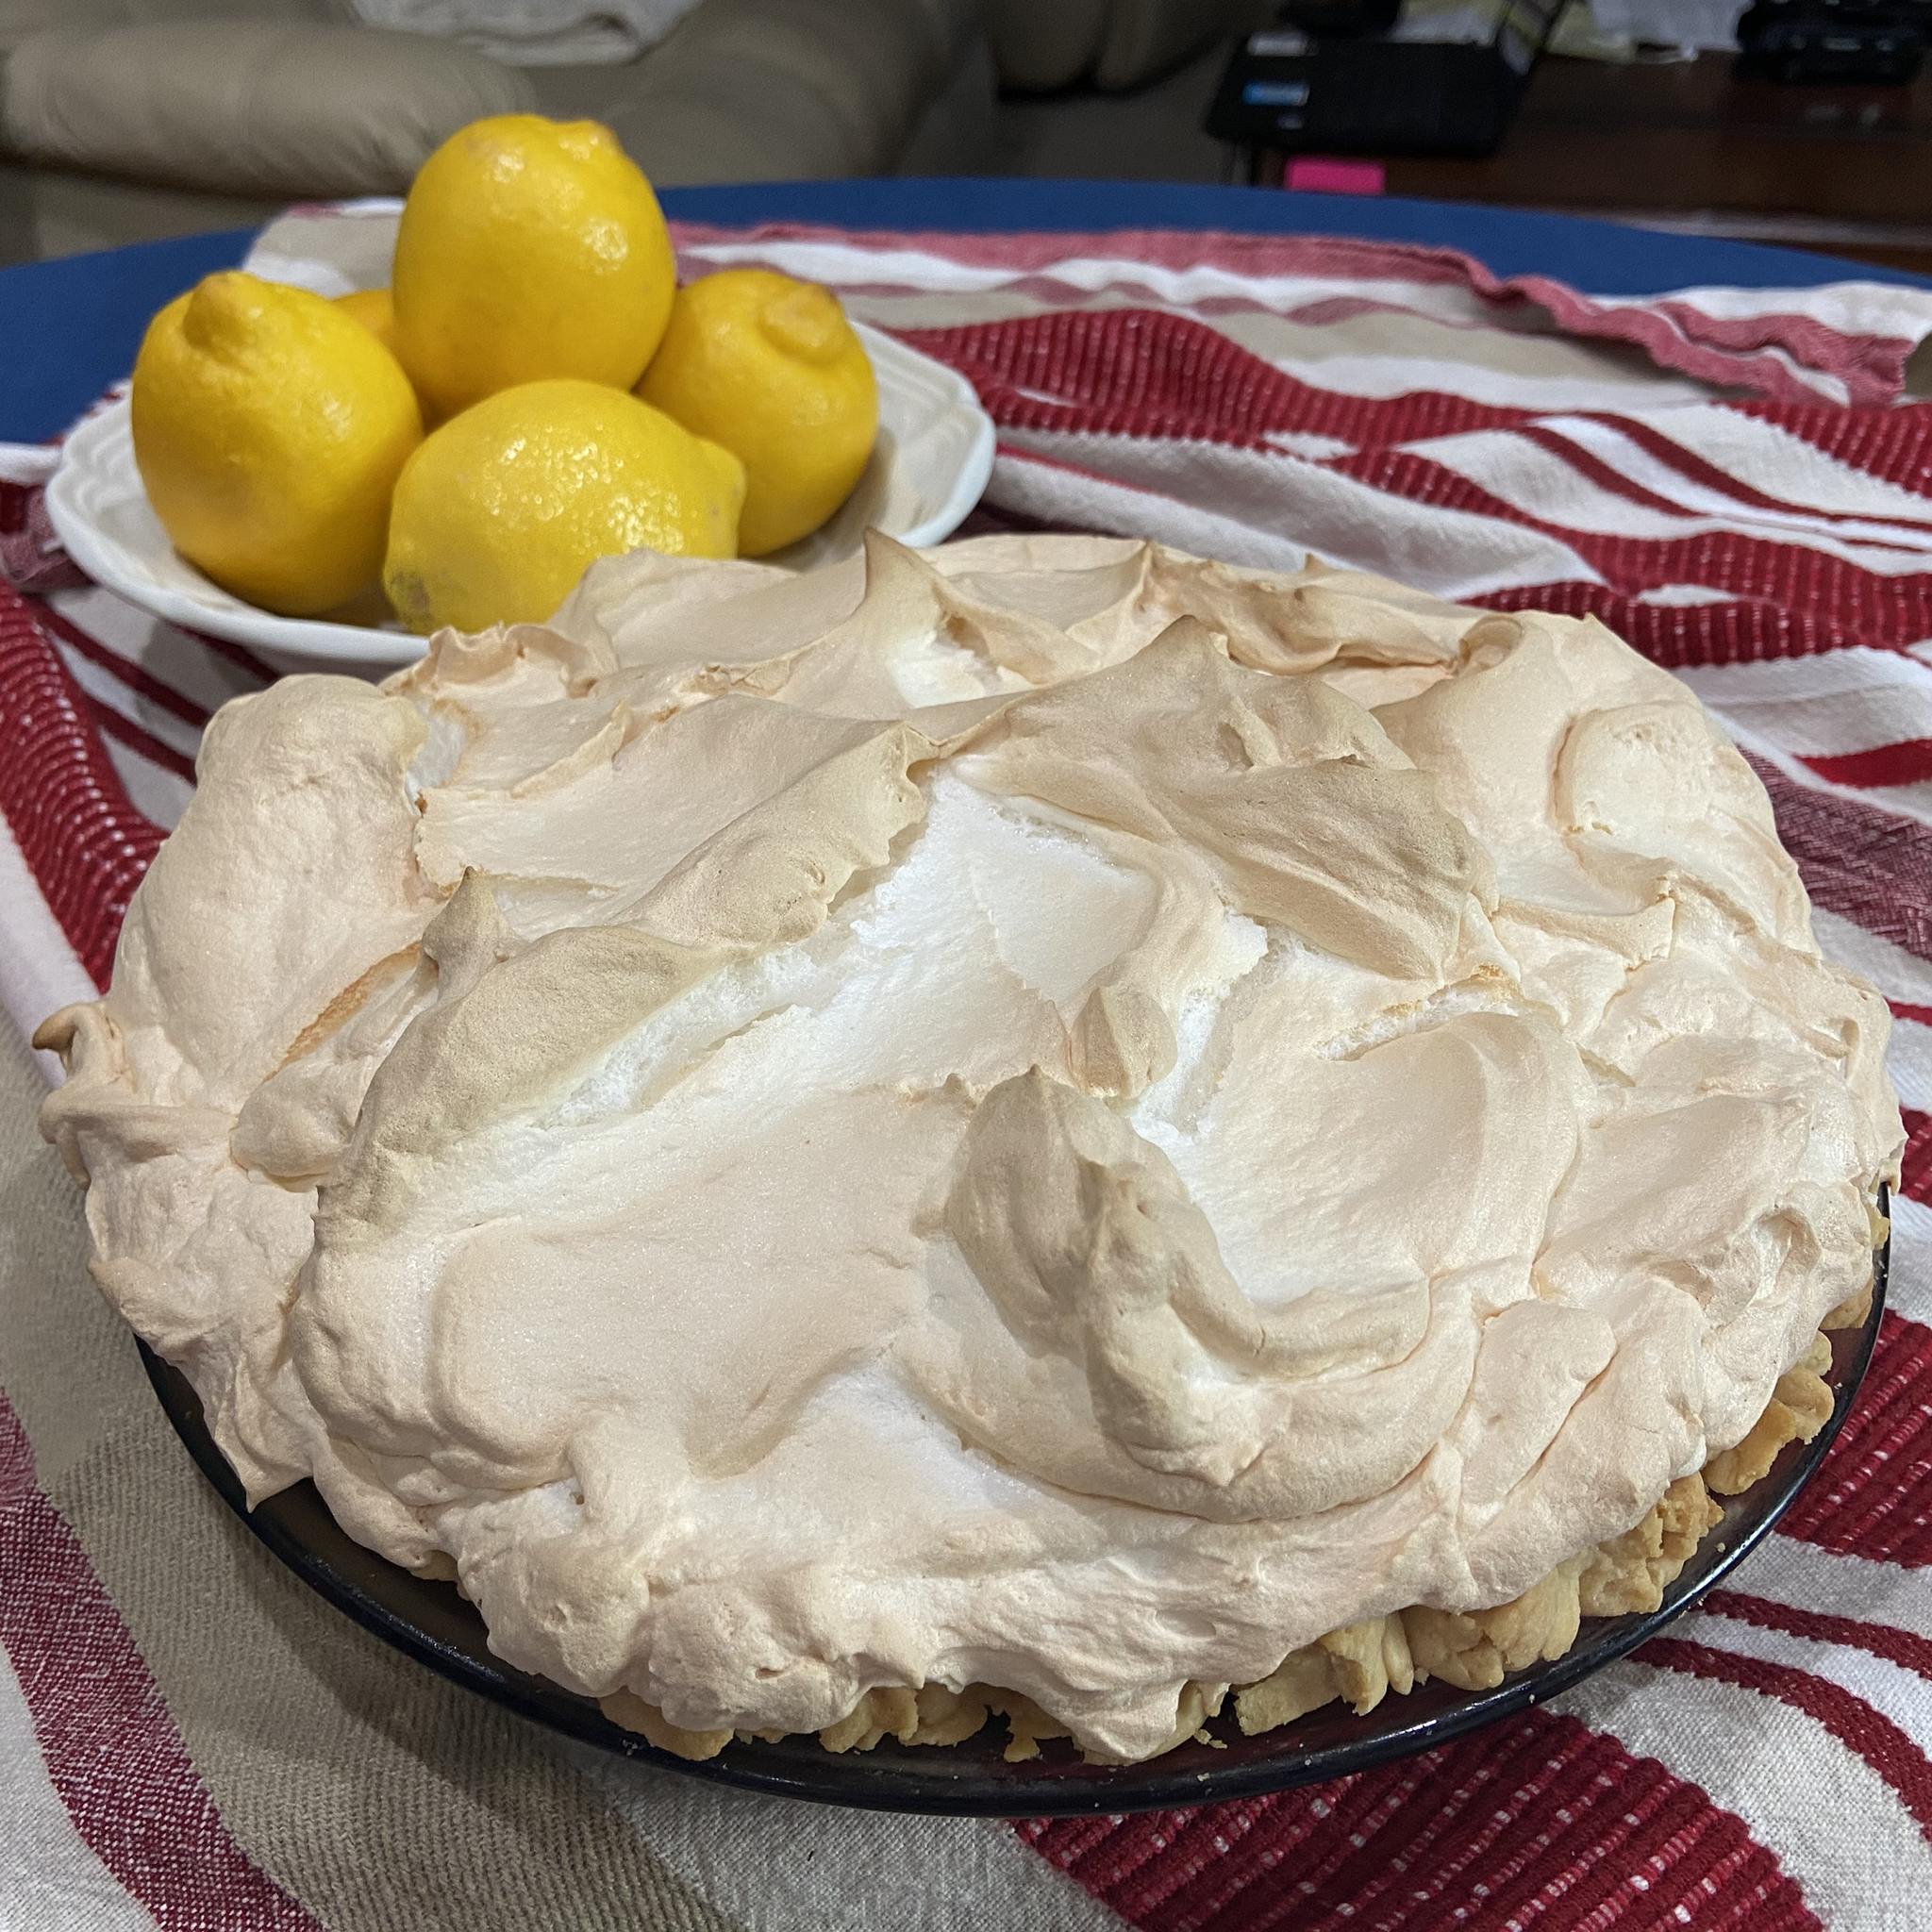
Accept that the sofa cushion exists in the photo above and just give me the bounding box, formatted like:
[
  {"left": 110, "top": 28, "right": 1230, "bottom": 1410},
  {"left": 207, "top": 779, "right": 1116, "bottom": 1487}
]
[
  {"left": 982, "top": 0, "right": 1106, "bottom": 91},
  {"left": 0, "top": 0, "right": 349, "bottom": 61},
  {"left": 0, "top": 21, "right": 533, "bottom": 196},
  {"left": 902, "top": 0, "right": 982, "bottom": 71},
  {"left": 987, "top": 0, "right": 1249, "bottom": 92},
  {"left": 564, "top": 0, "right": 964, "bottom": 183},
  {"left": 1094, "top": 0, "right": 1247, "bottom": 90}
]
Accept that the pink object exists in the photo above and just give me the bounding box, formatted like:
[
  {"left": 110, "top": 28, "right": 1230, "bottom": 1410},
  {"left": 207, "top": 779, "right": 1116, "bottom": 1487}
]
[{"left": 1285, "top": 156, "right": 1386, "bottom": 195}]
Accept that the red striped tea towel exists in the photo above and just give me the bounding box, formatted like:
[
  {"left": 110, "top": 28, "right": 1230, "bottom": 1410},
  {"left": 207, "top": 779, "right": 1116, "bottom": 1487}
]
[{"left": 7, "top": 215, "right": 1932, "bottom": 1932}]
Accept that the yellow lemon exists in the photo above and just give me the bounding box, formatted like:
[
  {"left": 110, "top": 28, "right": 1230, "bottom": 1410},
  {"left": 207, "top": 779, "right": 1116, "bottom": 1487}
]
[
  {"left": 334, "top": 287, "right": 399, "bottom": 356},
  {"left": 131, "top": 271, "right": 423, "bottom": 616},
  {"left": 638, "top": 269, "right": 877, "bottom": 557},
  {"left": 382, "top": 378, "right": 744, "bottom": 634},
  {"left": 391, "top": 114, "right": 676, "bottom": 423}
]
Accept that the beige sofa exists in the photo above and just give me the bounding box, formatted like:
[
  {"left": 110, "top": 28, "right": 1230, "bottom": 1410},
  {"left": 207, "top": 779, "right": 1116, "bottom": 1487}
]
[
  {"left": 0, "top": 0, "right": 1246, "bottom": 264},
  {"left": 0, "top": 0, "right": 992, "bottom": 261},
  {"left": 986, "top": 0, "right": 1253, "bottom": 92}
]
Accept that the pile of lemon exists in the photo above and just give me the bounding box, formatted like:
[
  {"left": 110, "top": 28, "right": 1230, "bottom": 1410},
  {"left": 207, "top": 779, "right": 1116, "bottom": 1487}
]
[{"left": 130, "top": 115, "right": 878, "bottom": 633}]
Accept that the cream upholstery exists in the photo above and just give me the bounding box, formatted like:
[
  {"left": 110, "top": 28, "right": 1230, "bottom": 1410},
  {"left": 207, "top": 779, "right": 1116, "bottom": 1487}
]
[
  {"left": 0, "top": 0, "right": 348, "bottom": 59},
  {"left": 3, "top": 22, "right": 533, "bottom": 196},
  {"left": 986, "top": 0, "right": 1251, "bottom": 92},
  {"left": 0, "top": 0, "right": 989, "bottom": 261},
  {"left": 982, "top": 0, "right": 1105, "bottom": 90},
  {"left": 582, "top": 0, "right": 974, "bottom": 183},
  {"left": 1096, "top": 0, "right": 1248, "bottom": 87}
]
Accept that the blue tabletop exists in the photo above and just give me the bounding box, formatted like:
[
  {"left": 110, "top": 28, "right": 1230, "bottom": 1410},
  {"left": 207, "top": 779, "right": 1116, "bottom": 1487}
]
[{"left": 5, "top": 176, "right": 1927, "bottom": 445}]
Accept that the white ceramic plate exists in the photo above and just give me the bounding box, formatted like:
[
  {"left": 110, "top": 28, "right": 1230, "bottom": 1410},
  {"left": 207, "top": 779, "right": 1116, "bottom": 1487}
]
[{"left": 44, "top": 324, "right": 995, "bottom": 676}]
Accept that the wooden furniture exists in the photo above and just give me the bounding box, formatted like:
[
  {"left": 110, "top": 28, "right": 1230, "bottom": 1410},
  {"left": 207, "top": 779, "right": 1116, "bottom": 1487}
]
[{"left": 1370, "top": 51, "right": 1932, "bottom": 275}]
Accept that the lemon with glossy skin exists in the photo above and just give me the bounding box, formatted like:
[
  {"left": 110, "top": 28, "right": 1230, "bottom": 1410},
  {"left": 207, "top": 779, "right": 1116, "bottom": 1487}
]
[
  {"left": 637, "top": 269, "right": 877, "bottom": 557},
  {"left": 391, "top": 114, "right": 676, "bottom": 422},
  {"left": 334, "top": 287, "right": 399, "bottom": 356},
  {"left": 382, "top": 378, "right": 744, "bottom": 634},
  {"left": 131, "top": 271, "right": 423, "bottom": 617}
]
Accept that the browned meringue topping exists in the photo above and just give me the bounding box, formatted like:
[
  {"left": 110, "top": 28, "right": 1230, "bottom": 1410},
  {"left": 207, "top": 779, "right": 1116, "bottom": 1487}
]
[{"left": 39, "top": 532, "right": 1901, "bottom": 1762}]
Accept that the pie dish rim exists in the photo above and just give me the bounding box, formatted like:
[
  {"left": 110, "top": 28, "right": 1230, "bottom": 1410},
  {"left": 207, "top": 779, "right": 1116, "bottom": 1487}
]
[{"left": 134, "top": 1195, "right": 1890, "bottom": 1819}]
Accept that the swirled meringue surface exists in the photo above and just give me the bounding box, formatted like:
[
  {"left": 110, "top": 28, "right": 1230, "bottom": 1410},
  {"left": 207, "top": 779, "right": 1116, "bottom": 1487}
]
[{"left": 40, "top": 532, "right": 1901, "bottom": 1762}]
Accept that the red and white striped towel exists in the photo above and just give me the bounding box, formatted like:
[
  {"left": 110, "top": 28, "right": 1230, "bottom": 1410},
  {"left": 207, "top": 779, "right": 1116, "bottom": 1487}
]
[{"left": 8, "top": 215, "right": 1932, "bottom": 1932}]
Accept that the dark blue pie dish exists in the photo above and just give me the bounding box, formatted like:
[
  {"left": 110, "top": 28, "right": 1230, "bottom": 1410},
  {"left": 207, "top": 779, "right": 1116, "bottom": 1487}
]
[{"left": 139, "top": 1194, "right": 1889, "bottom": 1817}]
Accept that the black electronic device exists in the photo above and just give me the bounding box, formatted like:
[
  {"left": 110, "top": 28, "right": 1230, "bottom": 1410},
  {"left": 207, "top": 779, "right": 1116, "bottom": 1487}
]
[
  {"left": 1273, "top": 0, "right": 1402, "bottom": 35},
  {"left": 1206, "top": 1, "right": 1557, "bottom": 165},
  {"left": 1735, "top": 0, "right": 1931, "bottom": 84}
]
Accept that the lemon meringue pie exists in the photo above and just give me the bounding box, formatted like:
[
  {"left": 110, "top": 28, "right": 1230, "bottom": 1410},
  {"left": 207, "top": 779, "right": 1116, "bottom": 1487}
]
[{"left": 39, "top": 532, "right": 1899, "bottom": 1766}]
